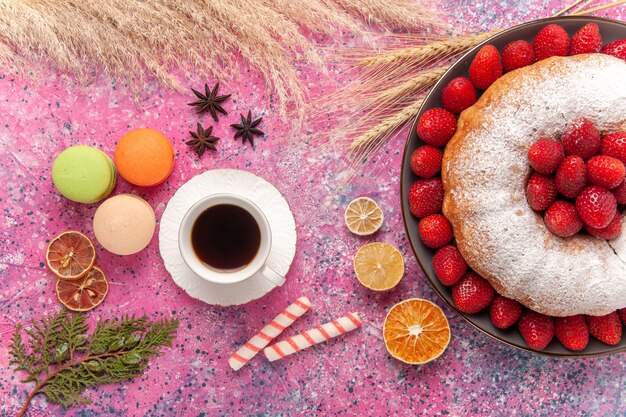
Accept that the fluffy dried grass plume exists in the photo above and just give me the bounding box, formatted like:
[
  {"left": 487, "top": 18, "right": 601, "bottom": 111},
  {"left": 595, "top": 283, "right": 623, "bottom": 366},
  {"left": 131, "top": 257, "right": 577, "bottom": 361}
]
[{"left": 0, "top": 0, "right": 442, "bottom": 116}]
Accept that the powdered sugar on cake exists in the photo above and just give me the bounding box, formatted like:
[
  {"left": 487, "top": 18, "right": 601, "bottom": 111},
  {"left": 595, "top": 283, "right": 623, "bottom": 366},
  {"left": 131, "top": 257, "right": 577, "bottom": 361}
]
[{"left": 442, "top": 54, "right": 626, "bottom": 317}]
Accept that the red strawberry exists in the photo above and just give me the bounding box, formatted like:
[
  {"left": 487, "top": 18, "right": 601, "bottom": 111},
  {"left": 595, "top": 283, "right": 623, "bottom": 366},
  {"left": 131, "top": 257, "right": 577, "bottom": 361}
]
[
  {"left": 587, "top": 312, "right": 623, "bottom": 345},
  {"left": 502, "top": 40, "right": 535, "bottom": 72},
  {"left": 528, "top": 137, "right": 564, "bottom": 174},
  {"left": 440, "top": 77, "right": 477, "bottom": 115},
  {"left": 555, "top": 155, "right": 587, "bottom": 198},
  {"left": 619, "top": 308, "right": 626, "bottom": 325},
  {"left": 570, "top": 23, "right": 602, "bottom": 55},
  {"left": 489, "top": 295, "right": 523, "bottom": 329},
  {"left": 452, "top": 271, "right": 495, "bottom": 314},
  {"left": 576, "top": 186, "right": 617, "bottom": 229},
  {"left": 561, "top": 118, "right": 601, "bottom": 160},
  {"left": 585, "top": 211, "right": 622, "bottom": 240},
  {"left": 526, "top": 173, "right": 557, "bottom": 211},
  {"left": 613, "top": 181, "right": 626, "bottom": 204},
  {"left": 432, "top": 245, "right": 468, "bottom": 286},
  {"left": 518, "top": 311, "right": 555, "bottom": 350},
  {"left": 586, "top": 155, "right": 626, "bottom": 190},
  {"left": 555, "top": 315, "right": 589, "bottom": 351},
  {"left": 410, "top": 146, "right": 443, "bottom": 178},
  {"left": 601, "top": 39, "right": 626, "bottom": 60},
  {"left": 417, "top": 108, "right": 458, "bottom": 147},
  {"left": 408, "top": 178, "right": 443, "bottom": 218},
  {"left": 533, "top": 24, "right": 570, "bottom": 61},
  {"left": 418, "top": 214, "right": 453, "bottom": 249},
  {"left": 469, "top": 45, "right": 503, "bottom": 90},
  {"left": 544, "top": 200, "right": 583, "bottom": 237},
  {"left": 600, "top": 132, "right": 626, "bottom": 164}
]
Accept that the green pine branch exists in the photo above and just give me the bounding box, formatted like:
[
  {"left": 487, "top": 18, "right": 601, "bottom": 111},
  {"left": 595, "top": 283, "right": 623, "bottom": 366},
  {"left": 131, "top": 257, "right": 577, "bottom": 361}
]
[{"left": 9, "top": 309, "right": 179, "bottom": 417}]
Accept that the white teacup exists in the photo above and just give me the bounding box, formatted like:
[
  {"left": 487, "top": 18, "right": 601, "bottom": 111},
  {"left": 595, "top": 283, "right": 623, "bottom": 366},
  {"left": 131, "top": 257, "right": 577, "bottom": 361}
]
[{"left": 178, "top": 193, "right": 285, "bottom": 286}]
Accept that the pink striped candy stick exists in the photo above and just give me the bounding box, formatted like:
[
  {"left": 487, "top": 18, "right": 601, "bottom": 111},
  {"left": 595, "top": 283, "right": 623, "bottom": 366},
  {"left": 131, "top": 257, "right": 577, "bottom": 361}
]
[
  {"left": 229, "top": 296, "right": 311, "bottom": 371},
  {"left": 263, "top": 312, "right": 362, "bottom": 362}
]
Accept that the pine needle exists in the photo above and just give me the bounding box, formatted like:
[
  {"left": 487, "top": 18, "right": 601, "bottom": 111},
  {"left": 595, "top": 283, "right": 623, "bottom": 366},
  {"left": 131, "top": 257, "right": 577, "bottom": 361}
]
[{"left": 9, "top": 309, "right": 179, "bottom": 416}]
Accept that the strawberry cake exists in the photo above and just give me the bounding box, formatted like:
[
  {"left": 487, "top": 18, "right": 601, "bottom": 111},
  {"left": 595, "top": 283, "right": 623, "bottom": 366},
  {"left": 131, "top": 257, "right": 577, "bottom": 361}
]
[
  {"left": 408, "top": 22, "right": 626, "bottom": 351},
  {"left": 442, "top": 53, "right": 626, "bottom": 317}
]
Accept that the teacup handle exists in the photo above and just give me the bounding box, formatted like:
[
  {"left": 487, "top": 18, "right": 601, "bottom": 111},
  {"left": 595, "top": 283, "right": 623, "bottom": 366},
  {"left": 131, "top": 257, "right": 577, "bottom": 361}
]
[{"left": 259, "top": 264, "right": 286, "bottom": 286}]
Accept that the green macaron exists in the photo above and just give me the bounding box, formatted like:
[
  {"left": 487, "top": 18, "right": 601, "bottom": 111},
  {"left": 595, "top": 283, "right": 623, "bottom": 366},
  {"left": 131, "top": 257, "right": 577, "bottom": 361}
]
[{"left": 52, "top": 146, "right": 116, "bottom": 204}]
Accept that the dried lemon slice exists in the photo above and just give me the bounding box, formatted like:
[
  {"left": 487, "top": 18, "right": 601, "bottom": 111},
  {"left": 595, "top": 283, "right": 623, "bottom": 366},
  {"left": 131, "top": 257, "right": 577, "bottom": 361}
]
[
  {"left": 353, "top": 242, "right": 404, "bottom": 291},
  {"left": 46, "top": 231, "right": 96, "bottom": 280},
  {"left": 344, "top": 197, "right": 384, "bottom": 236},
  {"left": 56, "top": 266, "right": 109, "bottom": 311},
  {"left": 383, "top": 298, "right": 450, "bottom": 365}
]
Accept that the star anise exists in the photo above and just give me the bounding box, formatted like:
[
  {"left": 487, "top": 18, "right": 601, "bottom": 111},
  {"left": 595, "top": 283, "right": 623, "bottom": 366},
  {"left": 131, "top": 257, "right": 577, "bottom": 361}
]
[
  {"left": 186, "top": 123, "right": 219, "bottom": 157},
  {"left": 230, "top": 110, "right": 264, "bottom": 146},
  {"left": 187, "top": 83, "right": 231, "bottom": 121}
]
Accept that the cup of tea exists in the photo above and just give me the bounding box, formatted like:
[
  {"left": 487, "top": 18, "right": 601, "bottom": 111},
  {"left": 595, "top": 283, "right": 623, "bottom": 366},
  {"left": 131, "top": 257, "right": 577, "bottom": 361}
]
[{"left": 178, "top": 193, "right": 285, "bottom": 286}]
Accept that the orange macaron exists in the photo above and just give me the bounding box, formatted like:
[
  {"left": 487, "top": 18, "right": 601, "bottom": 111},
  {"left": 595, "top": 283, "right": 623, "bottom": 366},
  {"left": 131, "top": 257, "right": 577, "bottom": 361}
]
[{"left": 115, "top": 128, "right": 174, "bottom": 187}]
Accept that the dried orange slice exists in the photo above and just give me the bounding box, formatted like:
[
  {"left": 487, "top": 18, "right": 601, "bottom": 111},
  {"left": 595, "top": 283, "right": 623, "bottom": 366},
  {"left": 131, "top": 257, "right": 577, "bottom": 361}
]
[
  {"left": 46, "top": 231, "right": 96, "bottom": 280},
  {"left": 56, "top": 266, "right": 109, "bottom": 311},
  {"left": 353, "top": 242, "right": 404, "bottom": 291},
  {"left": 344, "top": 197, "right": 384, "bottom": 235},
  {"left": 383, "top": 298, "right": 450, "bottom": 365}
]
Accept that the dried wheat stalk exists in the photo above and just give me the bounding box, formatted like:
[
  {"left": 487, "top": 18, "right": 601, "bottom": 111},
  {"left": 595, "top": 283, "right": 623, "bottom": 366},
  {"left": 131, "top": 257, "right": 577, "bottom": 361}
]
[
  {"left": 359, "top": 31, "right": 500, "bottom": 67},
  {"left": 351, "top": 99, "right": 424, "bottom": 150},
  {"left": 572, "top": 0, "right": 626, "bottom": 15},
  {"left": 326, "top": 0, "right": 624, "bottom": 164}
]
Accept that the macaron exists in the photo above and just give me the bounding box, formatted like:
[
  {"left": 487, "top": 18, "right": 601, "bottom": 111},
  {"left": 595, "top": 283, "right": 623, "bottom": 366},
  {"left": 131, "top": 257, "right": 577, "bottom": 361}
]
[
  {"left": 52, "top": 146, "right": 117, "bottom": 203},
  {"left": 114, "top": 128, "right": 174, "bottom": 187},
  {"left": 93, "top": 194, "right": 156, "bottom": 255}
]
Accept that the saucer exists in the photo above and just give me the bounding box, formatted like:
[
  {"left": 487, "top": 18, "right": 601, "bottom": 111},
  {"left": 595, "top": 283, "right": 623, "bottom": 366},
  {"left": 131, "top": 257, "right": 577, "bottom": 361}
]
[{"left": 159, "top": 169, "right": 297, "bottom": 306}]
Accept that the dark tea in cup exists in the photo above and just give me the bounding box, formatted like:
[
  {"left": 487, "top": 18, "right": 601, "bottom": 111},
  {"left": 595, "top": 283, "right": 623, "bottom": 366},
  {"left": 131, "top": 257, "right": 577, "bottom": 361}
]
[{"left": 191, "top": 204, "right": 261, "bottom": 270}]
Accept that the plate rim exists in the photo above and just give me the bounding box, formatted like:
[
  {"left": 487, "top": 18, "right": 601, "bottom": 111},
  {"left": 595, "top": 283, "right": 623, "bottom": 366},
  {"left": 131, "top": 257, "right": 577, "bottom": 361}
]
[{"left": 400, "top": 15, "right": 626, "bottom": 358}]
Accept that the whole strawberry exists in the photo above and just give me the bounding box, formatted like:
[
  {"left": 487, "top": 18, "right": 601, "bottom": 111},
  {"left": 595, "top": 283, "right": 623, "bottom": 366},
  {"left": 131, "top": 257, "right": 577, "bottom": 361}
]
[
  {"left": 452, "top": 271, "right": 494, "bottom": 314},
  {"left": 410, "top": 146, "right": 443, "bottom": 178},
  {"left": 587, "top": 312, "right": 623, "bottom": 345},
  {"left": 418, "top": 214, "right": 453, "bottom": 249},
  {"left": 600, "top": 132, "right": 626, "bottom": 164},
  {"left": 489, "top": 295, "right": 522, "bottom": 329},
  {"left": 555, "top": 315, "right": 589, "bottom": 351},
  {"left": 586, "top": 155, "right": 625, "bottom": 190},
  {"left": 613, "top": 181, "right": 626, "bottom": 204},
  {"left": 576, "top": 186, "right": 617, "bottom": 229},
  {"left": 502, "top": 40, "right": 535, "bottom": 72},
  {"left": 544, "top": 200, "right": 583, "bottom": 238},
  {"left": 469, "top": 45, "right": 503, "bottom": 90},
  {"left": 440, "top": 77, "right": 477, "bottom": 115},
  {"left": 601, "top": 39, "right": 626, "bottom": 60},
  {"left": 432, "top": 245, "right": 468, "bottom": 286},
  {"left": 528, "top": 137, "right": 564, "bottom": 174},
  {"left": 518, "top": 310, "right": 555, "bottom": 350},
  {"left": 526, "top": 173, "right": 557, "bottom": 211},
  {"left": 533, "top": 24, "right": 570, "bottom": 61},
  {"left": 555, "top": 155, "right": 587, "bottom": 198},
  {"left": 561, "top": 118, "right": 601, "bottom": 160},
  {"left": 570, "top": 23, "right": 602, "bottom": 55},
  {"left": 585, "top": 212, "right": 622, "bottom": 240},
  {"left": 408, "top": 178, "right": 444, "bottom": 218},
  {"left": 417, "top": 108, "right": 457, "bottom": 147}
]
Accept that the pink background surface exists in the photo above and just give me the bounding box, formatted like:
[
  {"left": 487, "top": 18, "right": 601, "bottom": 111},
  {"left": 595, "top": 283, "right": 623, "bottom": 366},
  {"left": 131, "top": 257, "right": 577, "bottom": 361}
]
[{"left": 2, "top": 1, "right": 626, "bottom": 416}]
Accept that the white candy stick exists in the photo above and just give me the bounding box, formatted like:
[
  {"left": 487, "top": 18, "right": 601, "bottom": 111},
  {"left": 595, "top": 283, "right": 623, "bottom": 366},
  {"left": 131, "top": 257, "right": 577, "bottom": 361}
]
[
  {"left": 263, "top": 312, "right": 361, "bottom": 362},
  {"left": 229, "top": 296, "right": 311, "bottom": 370}
]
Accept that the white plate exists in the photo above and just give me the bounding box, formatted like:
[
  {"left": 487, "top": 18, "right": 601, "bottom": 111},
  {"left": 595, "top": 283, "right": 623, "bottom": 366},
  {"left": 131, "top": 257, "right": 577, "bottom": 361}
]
[{"left": 159, "top": 169, "right": 297, "bottom": 306}]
